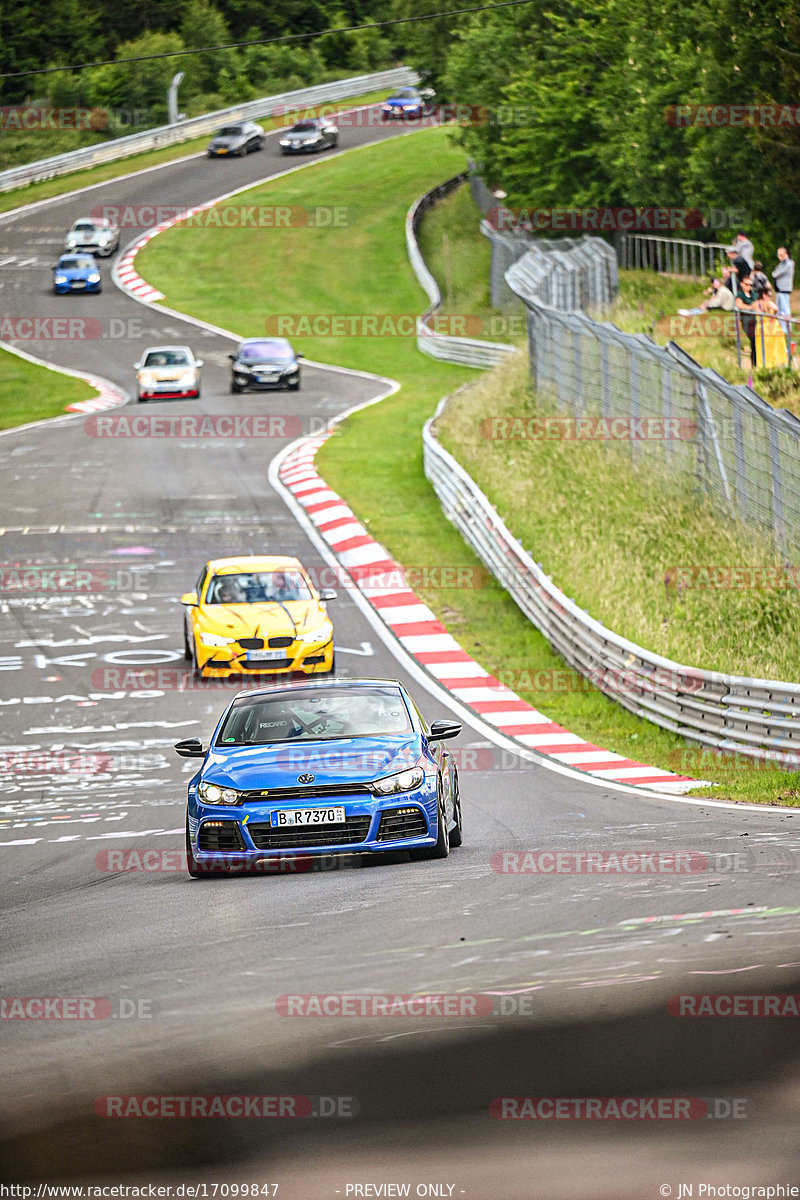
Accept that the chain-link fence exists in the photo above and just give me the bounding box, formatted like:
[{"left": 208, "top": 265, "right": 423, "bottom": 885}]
[{"left": 505, "top": 258, "right": 800, "bottom": 556}]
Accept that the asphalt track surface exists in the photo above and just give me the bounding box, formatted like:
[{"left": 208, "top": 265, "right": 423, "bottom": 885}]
[{"left": 1, "top": 111, "right": 799, "bottom": 1191}]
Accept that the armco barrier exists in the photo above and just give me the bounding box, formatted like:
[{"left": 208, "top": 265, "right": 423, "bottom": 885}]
[
  {"left": 0, "top": 69, "right": 417, "bottom": 195},
  {"left": 423, "top": 398, "right": 800, "bottom": 766},
  {"left": 406, "top": 175, "right": 517, "bottom": 369}
]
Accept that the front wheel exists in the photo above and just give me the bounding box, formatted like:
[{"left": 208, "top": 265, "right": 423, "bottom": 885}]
[
  {"left": 183, "top": 621, "right": 193, "bottom": 662},
  {"left": 449, "top": 777, "right": 463, "bottom": 848},
  {"left": 231, "top": 380, "right": 244, "bottom": 394},
  {"left": 186, "top": 818, "right": 203, "bottom": 878},
  {"left": 412, "top": 789, "right": 449, "bottom": 860},
  {"left": 288, "top": 377, "right": 300, "bottom": 391}
]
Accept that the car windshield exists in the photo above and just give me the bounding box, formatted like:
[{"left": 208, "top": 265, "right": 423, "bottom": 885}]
[
  {"left": 143, "top": 350, "right": 191, "bottom": 367},
  {"left": 216, "top": 126, "right": 242, "bottom": 137},
  {"left": 73, "top": 221, "right": 98, "bottom": 232},
  {"left": 291, "top": 122, "right": 317, "bottom": 131},
  {"left": 239, "top": 341, "right": 293, "bottom": 363},
  {"left": 395, "top": 89, "right": 418, "bottom": 98},
  {"left": 217, "top": 686, "right": 413, "bottom": 744},
  {"left": 205, "top": 570, "right": 312, "bottom": 604},
  {"left": 59, "top": 257, "right": 93, "bottom": 269}
]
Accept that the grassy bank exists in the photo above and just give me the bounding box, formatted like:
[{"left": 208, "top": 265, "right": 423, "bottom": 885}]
[
  {"left": 135, "top": 127, "right": 799, "bottom": 805},
  {"left": 0, "top": 348, "right": 95, "bottom": 429}
]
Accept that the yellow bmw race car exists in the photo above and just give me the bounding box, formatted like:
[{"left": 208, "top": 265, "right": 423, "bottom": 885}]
[{"left": 181, "top": 556, "right": 336, "bottom": 678}]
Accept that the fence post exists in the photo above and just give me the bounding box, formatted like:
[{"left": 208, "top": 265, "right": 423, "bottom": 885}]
[{"left": 768, "top": 423, "right": 786, "bottom": 556}]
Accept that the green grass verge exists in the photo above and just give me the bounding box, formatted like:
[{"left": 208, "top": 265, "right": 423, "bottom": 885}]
[
  {"left": 415, "top": 183, "right": 519, "bottom": 343},
  {"left": 0, "top": 347, "right": 95, "bottom": 429},
  {"left": 0, "top": 91, "right": 391, "bottom": 217},
  {"left": 135, "top": 125, "right": 799, "bottom": 805}
]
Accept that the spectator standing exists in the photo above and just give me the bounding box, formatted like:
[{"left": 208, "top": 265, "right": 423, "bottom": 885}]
[
  {"left": 736, "top": 232, "right": 755, "bottom": 267},
  {"left": 773, "top": 246, "right": 794, "bottom": 332},
  {"left": 757, "top": 282, "right": 787, "bottom": 368},
  {"left": 735, "top": 274, "right": 759, "bottom": 365},
  {"left": 751, "top": 261, "right": 769, "bottom": 295},
  {"left": 727, "top": 246, "right": 751, "bottom": 286}
]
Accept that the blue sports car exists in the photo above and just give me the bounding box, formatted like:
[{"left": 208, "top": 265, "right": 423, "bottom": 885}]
[
  {"left": 53, "top": 253, "right": 102, "bottom": 294},
  {"left": 175, "top": 678, "right": 463, "bottom": 877},
  {"left": 380, "top": 87, "right": 435, "bottom": 121}
]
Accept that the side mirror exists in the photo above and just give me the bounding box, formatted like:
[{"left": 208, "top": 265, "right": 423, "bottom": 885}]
[
  {"left": 296, "top": 352, "right": 304, "bottom": 359},
  {"left": 428, "top": 719, "right": 462, "bottom": 742},
  {"left": 174, "top": 737, "right": 205, "bottom": 758},
  {"left": 133, "top": 361, "right": 141, "bottom": 370},
  {"left": 319, "top": 589, "right": 337, "bottom": 601},
  {"left": 180, "top": 591, "right": 198, "bottom": 606},
  {"left": 228, "top": 353, "right": 237, "bottom": 362},
  {"left": 195, "top": 359, "right": 204, "bottom": 368}
]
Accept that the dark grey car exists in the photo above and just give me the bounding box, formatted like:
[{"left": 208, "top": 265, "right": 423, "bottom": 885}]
[
  {"left": 278, "top": 118, "right": 338, "bottom": 155},
  {"left": 229, "top": 338, "right": 303, "bottom": 393},
  {"left": 206, "top": 122, "right": 264, "bottom": 158}
]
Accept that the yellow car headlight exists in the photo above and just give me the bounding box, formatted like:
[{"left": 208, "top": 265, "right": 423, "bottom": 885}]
[
  {"left": 297, "top": 625, "right": 331, "bottom": 644},
  {"left": 200, "top": 632, "right": 236, "bottom": 647}
]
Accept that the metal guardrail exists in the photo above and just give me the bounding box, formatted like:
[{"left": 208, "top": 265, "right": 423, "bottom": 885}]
[
  {"left": 618, "top": 233, "right": 732, "bottom": 280},
  {"left": 423, "top": 400, "right": 800, "bottom": 765},
  {"left": 406, "top": 174, "right": 516, "bottom": 369},
  {"left": 0, "top": 68, "right": 417, "bottom": 195}
]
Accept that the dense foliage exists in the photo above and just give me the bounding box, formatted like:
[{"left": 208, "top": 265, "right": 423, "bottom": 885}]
[
  {"left": 442, "top": 0, "right": 799, "bottom": 253},
  {"left": 1, "top": 0, "right": 794, "bottom": 247}
]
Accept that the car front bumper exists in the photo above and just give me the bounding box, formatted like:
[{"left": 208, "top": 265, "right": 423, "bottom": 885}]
[
  {"left": 188, "top": 786, "right": 438, "bottom": 869},
  {"left": 138, "top": 385, "right": 200, "bottom": 399},
  {"left": 233, "top": 371, "right": 299, "bottom": 390},
  {"left": 198, "top": 637, "right": 333, "bottom": 677},
  {"left": 54, "top": 280, "right": 101, "bottom": 293}
]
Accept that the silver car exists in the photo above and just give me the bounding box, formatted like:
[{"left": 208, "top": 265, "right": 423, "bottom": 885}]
[
  {"left": 64, "top": 217, "right": 119, "bottom": 257},
  {"left": 206, "top": 122, "right": 264, "bottom": 157},
  {"left": 134, "top": 346, "right": 203, "bottom": 403},
  {"left": 279, "top": 118, "right": 338, "bottom": 155}
]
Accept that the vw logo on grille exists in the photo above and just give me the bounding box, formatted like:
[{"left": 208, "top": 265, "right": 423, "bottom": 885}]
[{"left": 297, "top": 774, "right": 315, "bottom": 784}]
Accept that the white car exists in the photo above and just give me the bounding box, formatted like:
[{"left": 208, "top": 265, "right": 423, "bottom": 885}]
[
  {"left": 134, "top": 346, "right": 203, "bottom": 403},
  {"left": 64, "top": 217, "right": 119, "bottom": 257}
]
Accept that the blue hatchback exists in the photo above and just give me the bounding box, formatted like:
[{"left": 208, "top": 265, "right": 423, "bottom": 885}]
[
  {"left": 53, "top": 253, "right": 102, "bottom": 294},
  {"left": 175, "top": 678, "right": 462, "bottom": 877}
]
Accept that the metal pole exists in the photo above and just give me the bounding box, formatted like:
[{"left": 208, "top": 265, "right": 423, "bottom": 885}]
[{"left": 167, "top": 72, "right": 185, "bottom": 125}]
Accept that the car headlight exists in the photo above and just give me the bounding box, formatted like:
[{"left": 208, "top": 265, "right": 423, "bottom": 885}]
[
  {"left": 297, "top": 626, "right": 330, "bottom": 643},
  {"left": 200, "top": 632, "right": 236, "bottom": 647},
  {"left": 178, "top": 371, "right": 197, "bottom": 386},
  {"left": 55, "top": 275, "right": 67, "bottom": 284},
  {"left": 371, "top": 767, "right": 425, "bottom": 795},
  {"left": 198, "top": 781, "right": 242, "bottom": 805},
  {"left": 279, "top": 139, "right": 291, "bottom": 146},
  {"left": 403, "top": 105, "right": 418, "bottom": 112},
  {"left": 65, "top": 239, "right": 76, "bottom": 248},
  {"left": 88, "top": 273, "right": 100, "bottom": 283},
  {"left": 138, "top": 371, "right": 156, "bottom": 386}
]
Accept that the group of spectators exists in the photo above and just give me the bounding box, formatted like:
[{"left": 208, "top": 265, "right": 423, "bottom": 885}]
[{"left": 677, "top": 233, "right": 795, "bottom": 368}]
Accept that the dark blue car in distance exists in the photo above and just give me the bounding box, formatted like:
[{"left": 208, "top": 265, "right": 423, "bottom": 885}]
[
  {"left": 175, "top": 678, "right": 463, "bottom": 877},
  {"left": 380, "top": 87, "right": 435, "bottom": 120}
]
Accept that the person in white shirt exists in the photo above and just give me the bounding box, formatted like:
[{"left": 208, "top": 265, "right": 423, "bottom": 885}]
[
  {"left": 735, "top": 232, "right": 755, "bottom": 268},
  {"left": 773, "top": 247, "right": 795, "bottom": 332}
]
